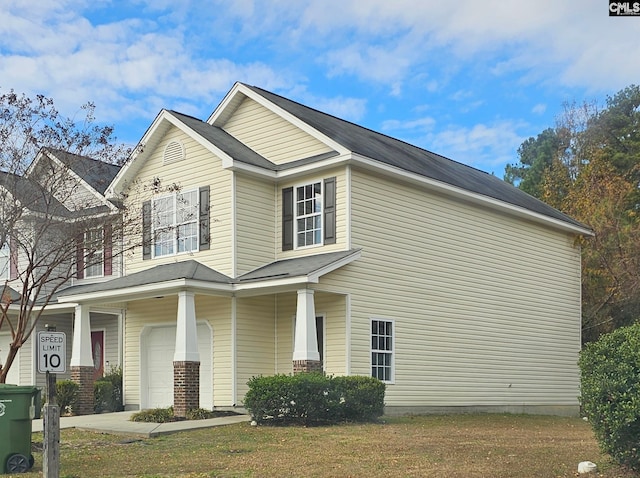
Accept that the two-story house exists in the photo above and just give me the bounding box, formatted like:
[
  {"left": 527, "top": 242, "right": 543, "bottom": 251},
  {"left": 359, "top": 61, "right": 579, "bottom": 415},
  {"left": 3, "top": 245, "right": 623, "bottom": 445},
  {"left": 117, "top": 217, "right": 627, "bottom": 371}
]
[
  {"left": 7, "top": 82, "right": 591, "bottom": 417},
  {"left": 0, "top": 148, "right": 122, "bottom": 407}
]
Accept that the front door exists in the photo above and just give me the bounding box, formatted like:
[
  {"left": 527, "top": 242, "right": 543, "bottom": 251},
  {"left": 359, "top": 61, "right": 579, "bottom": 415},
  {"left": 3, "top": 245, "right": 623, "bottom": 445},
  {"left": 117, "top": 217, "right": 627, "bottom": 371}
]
[{"left": 91, "top": 331, "right": 104, "bottom": 381}]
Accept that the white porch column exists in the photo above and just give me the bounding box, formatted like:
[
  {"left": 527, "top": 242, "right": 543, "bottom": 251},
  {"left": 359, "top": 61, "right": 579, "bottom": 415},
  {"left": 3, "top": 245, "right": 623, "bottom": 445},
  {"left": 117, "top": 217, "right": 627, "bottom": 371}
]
[
  {"left": 293, "top": 289, "right": 320, "bottom": 362},
  {"left": 174, "top": 290, "right": 200, "bottom": 362},
  {"left": 70, "top": 304, "right": 93, "bottom": 367}
]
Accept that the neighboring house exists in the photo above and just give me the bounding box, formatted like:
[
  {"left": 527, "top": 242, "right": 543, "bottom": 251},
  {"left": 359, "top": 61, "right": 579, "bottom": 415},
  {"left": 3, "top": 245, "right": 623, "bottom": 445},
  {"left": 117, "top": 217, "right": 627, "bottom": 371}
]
[
  {"left": 0, "top": 148, "right": 122, "bottom": 411},
  {"left": 6, "top": 83, "right": 591, "bottom": 417}
]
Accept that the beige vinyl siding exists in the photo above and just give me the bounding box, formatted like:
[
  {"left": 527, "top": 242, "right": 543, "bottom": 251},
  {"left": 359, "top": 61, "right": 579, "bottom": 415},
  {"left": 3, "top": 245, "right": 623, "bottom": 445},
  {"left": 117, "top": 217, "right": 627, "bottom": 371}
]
[
  {"left": 125, "top": 126, "right": 233, "bottom": 276},
  {"left": 235, "top": 296, "right": 276, "bottom": 403},
  {"left": 223, "top": 97, "right": 333, "bottom": 165},
  {"left": 235, "top": 174, "right": 276, "bottom": 275},
  {"left": 275, "top": 293, "right": 296, "bottom": 374},
  {"left": 196, "top": 296, "right": 233, "bottom": 406},
  {"left": 270, "top": 291, "right": 347, "bottom": 378},
  {"left": 124, "top": 295, "right": 233, "bottom": 409},
  {"left": 276, "top": 167, "right": 348, "bottom": 260},
  {"left": 91, "top": 312, "right": 120, "bottom": 370},
  {"left": 315, "top": 292, "right": 348, "bottom": 375},
  {"left": 320, "top": 168, "right": 582, "bottom": 409}
]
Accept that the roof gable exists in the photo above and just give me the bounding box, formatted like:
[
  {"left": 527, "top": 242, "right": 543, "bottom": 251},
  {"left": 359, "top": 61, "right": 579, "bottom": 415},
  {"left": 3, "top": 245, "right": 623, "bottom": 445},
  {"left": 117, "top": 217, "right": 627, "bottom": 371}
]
[{"left": 216, "top": 94, "right": 336, "bottom": 165}]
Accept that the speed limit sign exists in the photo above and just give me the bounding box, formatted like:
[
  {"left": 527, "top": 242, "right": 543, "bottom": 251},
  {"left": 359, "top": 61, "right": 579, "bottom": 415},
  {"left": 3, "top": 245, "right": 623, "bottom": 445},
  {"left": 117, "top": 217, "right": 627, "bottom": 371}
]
[{"left": 37, "top": 331, "right": 67, "bottom": 373}]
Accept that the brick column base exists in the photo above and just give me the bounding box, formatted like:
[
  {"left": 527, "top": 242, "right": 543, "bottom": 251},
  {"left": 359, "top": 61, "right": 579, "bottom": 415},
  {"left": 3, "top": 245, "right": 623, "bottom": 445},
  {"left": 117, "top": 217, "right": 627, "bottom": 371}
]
[
  {"left": 293, "top": 360, "right": 323, "bottom": 374},
  {"left": 70, "top": 366, "right": 95, "bottom": 416},
  {"left": 174, "top": 361, "right": 200, "bottom": 418}
]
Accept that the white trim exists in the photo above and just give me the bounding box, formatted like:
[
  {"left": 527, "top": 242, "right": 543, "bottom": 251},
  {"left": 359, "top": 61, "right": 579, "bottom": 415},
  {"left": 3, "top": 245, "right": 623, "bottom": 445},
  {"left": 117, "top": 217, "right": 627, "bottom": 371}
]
[
  {"left": 57, "top": 250, "right": 362, "bottom": 304},
  {"left": 370, "top": 317, "right": 395, "bottom": 385},
  {"left": 231, "top": 296, "right": 237, "bottom": 406},
  {"left": 350, "top": 153, "right": 593, "bottom": 237},
  {"left": 345, "top": 294, "right": 351, "bottom": 376},
  {"left": 36, "top": 149, "right": 119, "bottom": 213},
  {"left": 231, "top": 172, "right": 237, "bottom": 278},
  {"left": 151, "top": 188, "right": 200, "bottom": 259},
  {"left": 293, "top": 180, "right": 323, "bottom": 250},
  {"left": 108, "top": 110, "right": 237, "bottom": 197},
  {"left": 346, "top": 165, "right": 352, "bottom": 250},
  {"left": 208, "top": 83, "right": 350, "bottom": 156},
  {"left": 91, "top": 326, "right": 107, "bottom": 376}
]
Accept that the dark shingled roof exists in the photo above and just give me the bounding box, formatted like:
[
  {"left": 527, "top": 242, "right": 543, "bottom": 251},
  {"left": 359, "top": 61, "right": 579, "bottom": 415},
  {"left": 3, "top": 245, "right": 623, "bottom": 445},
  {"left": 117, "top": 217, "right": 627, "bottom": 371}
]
[
  {"left": 46, "top": 149, "right": 121, "bottom": 194},
  {"left": 241, "top": 84, "right": 587, "bottom": 230},
  {"left": 169, "top": 111, "right": 276, "bottom": 169},
  {"left": 58, "top": 260, "right": 233, "bottom": 297},
  {"left": 238, "top": 249, "right": 359, "bottom": 282},
  {"left": 0, "top": 170, "right": 71, "bottom": 217},
  {"left": 58, "top": 251, "right": 360, "bottom": 298}
]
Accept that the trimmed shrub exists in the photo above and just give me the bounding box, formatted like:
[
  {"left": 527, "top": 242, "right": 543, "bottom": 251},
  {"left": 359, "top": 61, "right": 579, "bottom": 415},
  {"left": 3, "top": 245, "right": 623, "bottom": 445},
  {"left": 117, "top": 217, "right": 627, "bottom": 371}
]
[
  {"left": 244, "top": 373, "right": 385, "bottom": 426},
  {"left": 333, "top": 375, "right": 385, "bottom": 421},
  {"left": 579, "top": 322, "right": 640, "bottom": 470},
  {"left": 94, "top": 366, "right": 124, "bottom": 413},
  {"left": 131, "top": 407, "right": 176, "bottom": 423},
  {"left": 56, "top": 380, "right": 79, "bottom": 415}
]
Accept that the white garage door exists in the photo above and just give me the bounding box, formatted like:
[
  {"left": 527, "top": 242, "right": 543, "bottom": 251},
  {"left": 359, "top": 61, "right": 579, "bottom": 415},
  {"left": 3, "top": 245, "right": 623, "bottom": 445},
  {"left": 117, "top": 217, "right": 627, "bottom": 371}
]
[
  {"left": 0, "top": 334, "right": 20, "bottom": 384},
  {"left": 142, "top": 324, "right": 212, "bottom": 409}
]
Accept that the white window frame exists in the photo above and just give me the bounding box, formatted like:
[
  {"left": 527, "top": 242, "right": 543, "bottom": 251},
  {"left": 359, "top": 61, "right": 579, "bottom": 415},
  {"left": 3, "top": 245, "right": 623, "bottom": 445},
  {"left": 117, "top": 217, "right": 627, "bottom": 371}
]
[
  {"left": 294, "top": 181, "right": 323, "bottom": 249},
  {"left": 0, "top": 242, "right": 9, "bottom": 280},
  {"left": 371, "top": 318, "right": 395, "bottom": 384},
  {"left": 84, "top": 228, "right": 104, "bottom": 278},
  {"left": 152, "top": 188, "right": 199, "bottom": 258}
]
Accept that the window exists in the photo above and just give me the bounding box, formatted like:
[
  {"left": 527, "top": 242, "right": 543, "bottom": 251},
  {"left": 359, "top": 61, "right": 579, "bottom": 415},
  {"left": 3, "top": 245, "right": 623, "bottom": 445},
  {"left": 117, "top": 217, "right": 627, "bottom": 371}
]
[
  {"left": 371, "top": 319, "right": 393, "bottom": 382},
  {"left": 77, "top": 225, "right": 112, "bottom": 279},
  {"left": 142, "top": 186, "right": 209, "bottom": 260},
  {"left": 152, "top": 189, "right": 199, "bottom": 257},
  {"left": 296, "top": 182, "right": 322, "bottom": 248},
  {"left": 84, "top": 228, "right": 104, "bottom": 278},
  {"left": 282, "top": 177, "right": 336, "bottom": 251},
  {"left": 0, "top": 242, "right": 8, "bottom": 280}
]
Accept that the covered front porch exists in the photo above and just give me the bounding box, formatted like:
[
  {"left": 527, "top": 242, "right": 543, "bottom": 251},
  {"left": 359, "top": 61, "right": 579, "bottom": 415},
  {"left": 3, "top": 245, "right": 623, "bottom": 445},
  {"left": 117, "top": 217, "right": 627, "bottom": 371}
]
[{"left": 57, "top": 250, "right": 359, "bottom": 416}]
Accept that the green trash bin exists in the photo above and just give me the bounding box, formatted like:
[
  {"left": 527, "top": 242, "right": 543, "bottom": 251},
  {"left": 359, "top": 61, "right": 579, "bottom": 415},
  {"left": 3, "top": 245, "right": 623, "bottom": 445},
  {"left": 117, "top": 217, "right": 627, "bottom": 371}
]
[{"left": 0, "top": 384, "right": 41, "bottom": 474}]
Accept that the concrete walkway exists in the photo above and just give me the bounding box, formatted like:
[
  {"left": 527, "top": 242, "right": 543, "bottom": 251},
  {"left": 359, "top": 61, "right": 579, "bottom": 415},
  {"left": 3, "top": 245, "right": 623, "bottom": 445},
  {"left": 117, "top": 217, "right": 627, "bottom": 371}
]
[{"left": 32, "top": 411, "right": 251, "bottom": 438}]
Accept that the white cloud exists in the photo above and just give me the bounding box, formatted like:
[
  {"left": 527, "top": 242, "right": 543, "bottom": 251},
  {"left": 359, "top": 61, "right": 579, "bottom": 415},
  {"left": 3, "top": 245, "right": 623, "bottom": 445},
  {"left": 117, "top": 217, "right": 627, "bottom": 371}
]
[{"left": 427, "top": 121, "right": 528, "bottom": 172}]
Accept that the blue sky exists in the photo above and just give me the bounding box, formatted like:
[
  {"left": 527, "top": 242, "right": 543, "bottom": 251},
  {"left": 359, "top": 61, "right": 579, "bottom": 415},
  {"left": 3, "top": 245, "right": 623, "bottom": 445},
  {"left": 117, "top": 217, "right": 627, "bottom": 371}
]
[{"left": 1, "top": 0, "right": 638, "bottom": 177}]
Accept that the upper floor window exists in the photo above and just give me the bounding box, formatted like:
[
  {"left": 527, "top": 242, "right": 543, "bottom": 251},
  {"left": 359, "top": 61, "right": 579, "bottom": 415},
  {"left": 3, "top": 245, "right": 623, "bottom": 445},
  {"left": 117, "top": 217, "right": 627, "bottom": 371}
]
[
  {"left": 76, "top": 225, "right": 112, "bottom": 279},
  {"left": 0, "top": 243, "right": 9, "bottom": 280},
  {"left": 282, "top": 177, "right": 336, "bottom": 251},
  {"left": 296, "top": 182, "right": 322, "bottom": 247},
  {"left": 84, "top": 228, "right": 104, "bottom": 278},
  {"left": 152, "top": 189, "right": 199, "bottom": 257},
  {"left": 142, "top": 186, "right": 210, "bottom": 260}
]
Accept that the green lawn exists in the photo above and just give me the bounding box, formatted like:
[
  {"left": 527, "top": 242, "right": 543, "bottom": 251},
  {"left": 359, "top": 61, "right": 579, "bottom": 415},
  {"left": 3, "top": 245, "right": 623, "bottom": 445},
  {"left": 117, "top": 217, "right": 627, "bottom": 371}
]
[{"left": 13, "top": 414, "right": 638, "bottom": 477}]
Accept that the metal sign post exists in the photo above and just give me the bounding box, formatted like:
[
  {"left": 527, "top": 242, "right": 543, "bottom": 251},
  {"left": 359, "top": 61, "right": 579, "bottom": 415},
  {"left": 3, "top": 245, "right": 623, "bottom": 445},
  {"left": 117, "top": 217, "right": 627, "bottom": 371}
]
[{"left": 39, "top": 326, "right": 64, "bottom": 478}]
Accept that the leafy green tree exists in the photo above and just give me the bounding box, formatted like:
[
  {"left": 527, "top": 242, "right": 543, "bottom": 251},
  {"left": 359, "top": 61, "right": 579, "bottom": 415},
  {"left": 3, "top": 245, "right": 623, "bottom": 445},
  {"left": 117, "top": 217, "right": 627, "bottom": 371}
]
[
  {"left": 507, "top": 85, "right": 640, "bottom": 343},
  {"left": 504, "top": 128, "right": 563, "bottom": 197}
]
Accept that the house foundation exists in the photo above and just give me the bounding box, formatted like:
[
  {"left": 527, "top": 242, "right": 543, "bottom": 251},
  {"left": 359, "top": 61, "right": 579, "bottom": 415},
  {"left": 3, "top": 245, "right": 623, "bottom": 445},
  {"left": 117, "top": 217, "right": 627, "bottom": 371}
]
[{"left": 173, "top": 360, "right": 200, "bottom": 417}]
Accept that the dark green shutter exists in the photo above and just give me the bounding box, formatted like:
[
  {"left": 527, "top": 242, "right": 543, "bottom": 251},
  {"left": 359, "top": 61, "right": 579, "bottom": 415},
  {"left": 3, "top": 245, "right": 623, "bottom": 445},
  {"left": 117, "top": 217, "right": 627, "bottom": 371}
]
[
  {"left": 142, "top": 200, "right": 151, "bottom": 260},
  {"left": 199, "top": 186, "right": 210, "bottom": 251},
  {"left": 282, "top": 187, "right": 294, "bottom": 251},
  {"left": 323, "top": 177, "right": 336, "bottom": 245}
]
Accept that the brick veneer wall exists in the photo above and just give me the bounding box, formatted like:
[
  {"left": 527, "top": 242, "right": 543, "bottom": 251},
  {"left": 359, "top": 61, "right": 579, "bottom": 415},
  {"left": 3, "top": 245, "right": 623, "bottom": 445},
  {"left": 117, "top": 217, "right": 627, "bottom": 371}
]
[
  {"left": 173, "top": 361, "right": 200, "bottom": 417},
  {"left": 70, "top": 366, "right": 94, "bottom": 415},
  {"left": 293, "top": 360, "right": 323, "bottom": 374}
]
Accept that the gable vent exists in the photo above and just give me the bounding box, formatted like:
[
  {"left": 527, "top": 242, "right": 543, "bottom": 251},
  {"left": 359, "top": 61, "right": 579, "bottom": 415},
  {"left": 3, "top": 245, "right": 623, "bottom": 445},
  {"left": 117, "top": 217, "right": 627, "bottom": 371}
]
[{"left": 163, "top": 141, "right": 185, "bottom": 164}]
